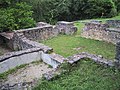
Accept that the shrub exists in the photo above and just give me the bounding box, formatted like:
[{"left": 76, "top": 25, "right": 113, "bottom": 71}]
[
  {"left": 69, "top": 0, "right": 117, "bottom": 20},
  {"left": 0, "top": 2, "right": 35, "bottom": 32},
  {"left": 0, "top": 9, "right": 15, "bottom": 32},
  {"left": 24, "top": 0, "right": 117, "bottom": 23},
  {"left": 114, "top": 0, "right": 120, "bottom": 13}
]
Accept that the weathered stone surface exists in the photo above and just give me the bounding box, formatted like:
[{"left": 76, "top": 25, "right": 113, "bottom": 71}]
[
  {"left": 0, "top": 21, "right": 78, "bottom": 73},
  {"left": 0, "top": 81, "right": 35, "bottom": 90},
  {"left": 106, "top": 20, "right": 120, "bottom": 28},
  {"left": 50, "top": 53, "right": 67, "bottom": 63},
  {"left": 36, "top": 22, "right": 50, "bottom": 27},
  {"left": 43, "top": 52, "right": 115, "bottom": 81},
  {"left": 90, "top": 20, "right": 102, "bottom": 23},
  {"left": 41, "top": 53, "right": 60, "bottom": 68},
  {"left": 0, "top": 48, "right": 43, "bottom": 73},
  {"left": 14, "top": 25, "right": 56, "bottom": 42},
  {"left": 67, "top": 52, "right": 114, "bottom": 67},
  {"left": 41, "top": 53, "right": 67, "bottom": 69},
  {"left": 81, "top": 22, "right": 120, "bottom": 44},
  {"left": 12, "top": 32, "right": 53, "bottom": 53},
  {"left": 55, "top": 21, "right": 77, "bottom": 35},
  {"left": 0, "top": 21, "right": 77, "bottom": 51},
  {"left": 115, "top": 42, "right": 120, "bottom": 64}
]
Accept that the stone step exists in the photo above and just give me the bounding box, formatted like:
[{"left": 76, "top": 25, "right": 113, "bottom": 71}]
[{"left": 41, "top": 53, "right": 67, "bottom": 68}]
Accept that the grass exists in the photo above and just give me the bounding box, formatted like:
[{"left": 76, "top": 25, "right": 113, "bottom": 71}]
[
  {"left": 0, "top": 64, "right": 28, "bottom": 79},
  {"left": 0, "top": 60, "right": 42, "bottom": 80},
  {"left": 43, "top": 35, "right": 115, "bottom": 59},
  {"left": 34, "top": 15, "right": 120, "bottom": 90},
  {"left": 42, "top": 35, "right": 115, "bottom": 60},
  {"left": 42, "top": 15, "right": 119, "bottom": 60},
  {"left": 34, "top": 59, "right": 120, "bottom": 90}
]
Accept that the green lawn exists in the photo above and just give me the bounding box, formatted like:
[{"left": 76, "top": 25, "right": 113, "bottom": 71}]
[
  {"left": 42, "top": 16, "right": 118, "bottom": 60},
  {"left": 42, "top": 35, "right": 115, "bottom": 60},
  {"left": 35, "top": 15, "right": 120, "bottom": 90},
  {"left": 34, "top": 59, "right": 120, "bottom": 90}
]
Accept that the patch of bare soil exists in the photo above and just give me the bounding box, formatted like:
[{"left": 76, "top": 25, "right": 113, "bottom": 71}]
[{"left": 5, "top": 62, "right": 54, "bottom": 85}]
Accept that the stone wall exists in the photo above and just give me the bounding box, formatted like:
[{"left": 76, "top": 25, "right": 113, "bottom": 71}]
[
  {"left": 106, "top": 20, "right": 120, "bottom": 28},
  {"left": 116, "top": 42, "right": 120, "bottom": 64},
  {"left": 9, "top": 21, "right": 77, "bottom": 50},
  {"left": 14, "top": 21, "right": 77, "bottom": 42},
  {"left": 15, "top": 25, "right": 58, "bottom": 42},
  {"left": 0, "top": 47, "right": 66, "bottom": 73},
  {"left": 0, "top": 48, "right": 42, "bottom": 73},
  {"left": 81, "top": 22, "right": 120, "bottom": 44},
  {"left": 0, "top": 21, "right": 77, "bottom": 73},
  {"left": 43, "top": 52, "right": 114, "bottom": 81},
  {"left": 55, "top": 21, "right": 77, "bottom": 35},
  {"left": 12, "top": 32, "right": 53, "bottom": 53}
]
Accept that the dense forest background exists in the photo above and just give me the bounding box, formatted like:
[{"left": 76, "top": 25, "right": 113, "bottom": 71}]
[{"left": 0, "top": 0, "right": 120, "bottom": 32}]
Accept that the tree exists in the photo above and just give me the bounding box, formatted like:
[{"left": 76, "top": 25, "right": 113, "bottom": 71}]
[{"left": 0, "top": 1, "right": 35, "bottom": 32}]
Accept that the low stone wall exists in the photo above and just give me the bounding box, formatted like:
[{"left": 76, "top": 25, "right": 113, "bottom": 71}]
[
  {"left": 0, "top": 21, "right": 77, "bottom": 73},
  {"left": 106, "top": 20, "right": 120, "bottom": 28},
  {"left": 0, "top": 46, "right": 67, "bottom": 73},
  {"left": 43, "top": 52, "right": 114, "bottom": 81},
  {"left": 12, "top": 32, "right": 53, "bottom": 53},
  {"left": 0, "top": 48, "right": 67, "bottom": 73},
  {"left": 67, "top": 52, "right": 114, "bottom": 66},
  {"left": 115, "top": 42, "right": 120, "bottom": 64},
  {"left": 14, "top": 21, "right": 77, "bottom": 42},
  {"left": 55, "top": 21, "right": 77, "bottom": 35},
  {"left": 0, "top": 21, "right": 77, "bottom": 51},
  {"left": 41, "top": 53, "right": 66, "bottom": 68},
  {"left": 81, "top": 22, "right": 120, "bottom": 44},
  {"left": 15, "top": 25, "right": 58, "bottom": 42},
  {"left": 0, "top": 48, "right": 42, "bottom": 73}
]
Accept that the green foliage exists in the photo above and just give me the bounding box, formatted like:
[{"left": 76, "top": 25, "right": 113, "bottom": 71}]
[
  {"left": 0, "top": 9, "right": 16, "bottom": 32},
  {"left": 60, "top": 61, "right": 71, "bottom": 72},
  {"left": 69, "top": 0, "right": 117, "bottom": 20},
  {"left": 22, "top": 0, "right": 117, "bottom": 23},
  {"left": 0, "top": 1, "right": 35, "bottom": 32},
  {"left": 114, "top": 0, "right": 120, "bottom": 12},
  {"left": 33, "top": 59, "right": 120, "bottom": 90}
]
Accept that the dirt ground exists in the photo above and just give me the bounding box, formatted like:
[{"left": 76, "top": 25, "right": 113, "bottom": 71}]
[{"left": 4, "top": 62, "right": 54, "bottom": 85}]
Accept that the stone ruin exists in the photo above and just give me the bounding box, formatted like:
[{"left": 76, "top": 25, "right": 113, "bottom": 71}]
[
  {"left": 81, "top": 20, "right": 120, "bottom": 67},
  {"left": 107, "top": 20, "right": 120, "bottom": 28},
  {"left": 81, "top": 20, "right": 120, "bottom": 44},
  {"left": 0, "top": 20, "right": 120, "bottom": 89},
  {"left": 116, "top": 42, "right": 120, "bottom": 65},
  {"left": 0, "top": 21, "right": 77, "bottom": 73},
  {"left": 0, "top": 20, "right": 120, "bottom": 73},
  {"left": 55, "top": 21, "right": 77, "bottom": 35}
]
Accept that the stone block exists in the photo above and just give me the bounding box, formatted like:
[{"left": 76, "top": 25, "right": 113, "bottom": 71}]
[{"left": 55, "top": 21, "right": 77, "bottom": 35}]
